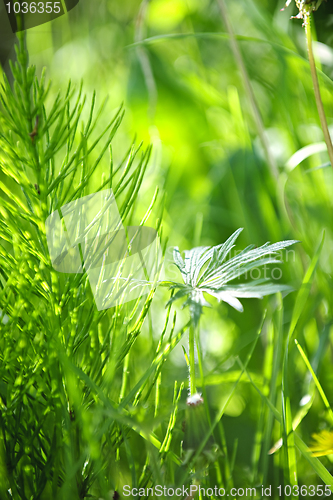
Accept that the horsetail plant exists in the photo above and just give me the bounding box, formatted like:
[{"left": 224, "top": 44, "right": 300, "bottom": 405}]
[
  {"left": 0, "top": 32, "right": 172, "bottom": 499},
  {"left": 168, "top": 228, "right": 298, "bottom": 399}
]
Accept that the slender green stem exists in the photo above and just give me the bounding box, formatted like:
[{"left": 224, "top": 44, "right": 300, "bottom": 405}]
[
  {"left": 195, "top": 326, "right": 210, "bottom": 422},
  {"left": 135, "top": 0, "right": 158, "bottom": 122},
  {"left": 189, "top": 322, "right": 197, "bottom": 395},
  {"left": 304, "top": 14, "right": 333, "bottom": 170},
  {"left": 217, "top": 0, "right": 278, "bottom": 179},
  {"left": 154, "top": 372, "right": 162, "bottom": 417},
  {"left": 119, "top": 351, "right": 130, "bottom": 402}
]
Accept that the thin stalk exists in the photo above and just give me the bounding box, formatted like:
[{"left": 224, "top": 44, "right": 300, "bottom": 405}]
[
  {"left": 119, "top": 352, "right": 130, "bottom": 402},
  {"left": 135, "top": 0, "right": 158, "bottom": 122},
  {"left": 189, "top": 322, "right": 197, "bottom": 395},
  {"left": 154, "top": 372, "right": 162, "bottom": 417},
  {"left": 195, "top": 327, "right": 211, "bottom": 424},
  {"left": 217, "top": 0, "right": 279, "bottom": 179},
  {"left": 304, "top": 14, "right": 333, "bottom": 170}
]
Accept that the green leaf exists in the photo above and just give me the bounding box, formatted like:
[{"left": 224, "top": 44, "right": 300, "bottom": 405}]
[
  {"left": 170, "top": 230, "right": 299, "bottom": 320},
  {"left": 295, "top": 339, "right": 333, "bottom": 424},
  {"left": 287, "top": 231, "right": 325, "bottom": 344},
  {"left": 173, "top": 246, "right": 186, "bottom": 275},
  {"left": 197, "top": 228, "right": 244, "bottom": 284},
  {"left": 207, "top": 290, "right": 244, "bottom": 312}
]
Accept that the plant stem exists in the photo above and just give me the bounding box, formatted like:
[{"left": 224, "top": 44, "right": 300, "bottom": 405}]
[
  {"left": 135, "top": 0, "right": 158, "bottom": 122},
  {"left": 189, "top": 322, "right": 197, "bottom": 395},
  {"left": 119, "top": 352, "right": 130, "bottom": 402},
  {"left": 304, "top": 14, "right": 333, "bottom": 170},
  {"left": 217, "top": 0, "right": 279, "bottom": 179}
]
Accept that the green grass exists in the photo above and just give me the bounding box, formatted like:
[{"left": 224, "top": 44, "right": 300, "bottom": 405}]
[{"left": 1, "top": 0, "right": 333, "bottom": 498}]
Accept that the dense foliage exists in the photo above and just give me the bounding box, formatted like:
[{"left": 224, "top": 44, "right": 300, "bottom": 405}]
[{"left": 1, "top": 0, "right": 333, "bottom": 498}]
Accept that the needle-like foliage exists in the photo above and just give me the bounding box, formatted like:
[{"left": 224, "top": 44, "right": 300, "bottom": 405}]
[{"left": 0, "top": 33, "right": 171, "bottom": 500}]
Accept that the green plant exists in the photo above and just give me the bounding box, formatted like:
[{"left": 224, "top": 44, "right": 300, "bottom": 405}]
[
  {"left": 3, "top": 2, "right": 333, "bottom": 497},
  {"left": 0, "top": 32, "right": 173, "bottom": 499},
  {"left": 283, "top": 0, "right": 333, "bottom": 169},
  {"left": 168, "top": 228, "right": 298, "bottom": 397}
]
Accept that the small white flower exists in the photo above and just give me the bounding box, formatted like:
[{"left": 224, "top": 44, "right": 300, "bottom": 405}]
[{"left": 186, "top": 393, "right": 204, "bottom": 407}]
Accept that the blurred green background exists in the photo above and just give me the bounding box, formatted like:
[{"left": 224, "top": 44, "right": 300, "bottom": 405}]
[
  {"left": 2, "top": 0, "right": 333, "bottom": 491},
  {"left": 24, "top": 0, "right": 333, "bottom": 476},
  {"left": 19, "top": 0, "right": 333, "bottom": 248}
]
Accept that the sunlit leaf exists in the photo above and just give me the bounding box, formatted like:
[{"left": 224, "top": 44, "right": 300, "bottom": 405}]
[{"left": 169, "top": 229, "right": 298, "bottom": 322}]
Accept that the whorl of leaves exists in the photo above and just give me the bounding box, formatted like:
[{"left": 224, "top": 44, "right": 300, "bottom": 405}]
[{"left": 168, "top": 228, "right": 298, "bottom": 324}]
